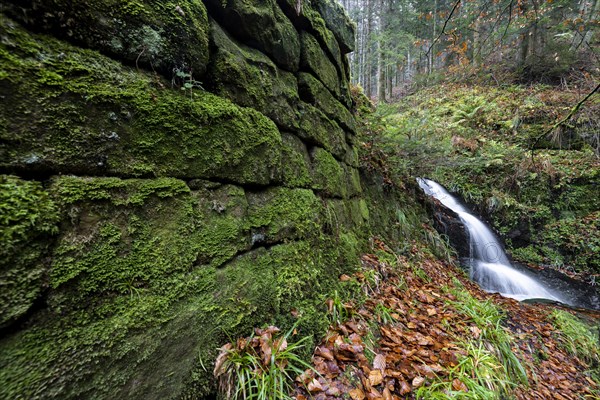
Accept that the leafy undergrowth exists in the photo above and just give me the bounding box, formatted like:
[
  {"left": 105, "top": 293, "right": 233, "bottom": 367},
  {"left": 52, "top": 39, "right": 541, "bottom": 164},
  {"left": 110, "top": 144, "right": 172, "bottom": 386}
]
[{"left": 288, "top": 240, "right": 600, "bottom": 399}]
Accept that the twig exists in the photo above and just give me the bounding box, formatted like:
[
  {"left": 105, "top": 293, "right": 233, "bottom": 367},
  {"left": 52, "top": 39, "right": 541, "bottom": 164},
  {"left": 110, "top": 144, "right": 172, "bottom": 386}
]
[
  {"left": 530, "top": 82, "right": 600, "bottom": 161},
  {"left": 424, "top": 0, "right": 462, "bottom": 60}
]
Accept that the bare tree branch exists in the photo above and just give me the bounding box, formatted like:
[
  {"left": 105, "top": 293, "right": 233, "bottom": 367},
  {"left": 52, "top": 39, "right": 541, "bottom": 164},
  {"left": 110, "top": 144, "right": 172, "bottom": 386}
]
[{"left": 424, "top": 0, "right": 462, "bottom": 60}]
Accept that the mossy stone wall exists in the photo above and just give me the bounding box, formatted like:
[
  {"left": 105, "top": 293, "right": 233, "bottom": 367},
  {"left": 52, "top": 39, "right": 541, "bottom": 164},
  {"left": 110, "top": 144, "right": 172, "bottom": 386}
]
[{"left": 0, "top": 1, "right": 365, "bottom": 398}]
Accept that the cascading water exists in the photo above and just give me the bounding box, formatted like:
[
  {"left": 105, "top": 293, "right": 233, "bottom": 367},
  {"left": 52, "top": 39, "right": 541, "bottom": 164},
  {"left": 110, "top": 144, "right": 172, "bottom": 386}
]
[{"left": 417, "top": 178, "right": 565, "bottom": 303}]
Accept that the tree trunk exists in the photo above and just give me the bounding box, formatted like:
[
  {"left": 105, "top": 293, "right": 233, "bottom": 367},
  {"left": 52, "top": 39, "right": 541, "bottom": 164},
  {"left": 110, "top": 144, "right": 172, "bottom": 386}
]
[
  {"left": 377, "top": 0, "right": 387, "bottom": 102},
  {"left": 365, "top": 0, "right": 373, "bottom": 97}
]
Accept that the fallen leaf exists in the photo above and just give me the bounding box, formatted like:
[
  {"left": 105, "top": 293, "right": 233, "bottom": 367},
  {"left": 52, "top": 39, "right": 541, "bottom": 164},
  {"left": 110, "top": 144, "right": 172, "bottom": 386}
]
[
  {"left": 367, "top": 387, "right": 382, "bottom": 398},
  {"left": 412, "top": 376, "right": 425, "bottom": 388},
  {"left": 417, "top": 335, "right": 435, "bottom": 346},
  {"left": 213, "top": 343, "right": 232, "bottom": 377},
  {"left": 373, "top": 354, "right": 386, "bottom": 372},
  {"left": 382, "top": 387, "right": 392, "bottom": 400},
  {"left": 349, "top": 388, "right": 366, "bottom": 400},
  {"left": 470, "top": 326, "right": 481, "bottom": 339},
  {"left": 315, "top": 346, "right": 334, "bottom": 361},
  {"left": 340, "top": 274, "right": 352, "bottom": 281},
  {"left": 308, "top": 378, "right": 323, "bottom": 393},
  {"left": 296, "top": 368, "right": 314, "bottom": 384},
  {"left": 369, "top": 369, "right": 384, "bottom": 386},
  {"left": 452, "top": 378, "right": 468, "bottom": 391},
  {"left": 399, "top": 380, "right": 411, "bottom": 395},
  {"left": 427, "top": 308, "right": 437, "bottom": 316}
]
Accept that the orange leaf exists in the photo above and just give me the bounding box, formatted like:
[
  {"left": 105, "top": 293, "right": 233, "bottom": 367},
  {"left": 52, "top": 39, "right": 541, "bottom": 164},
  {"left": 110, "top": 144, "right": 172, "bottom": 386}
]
[
  {"left": 452, "top": 378, "right": 468, "bottom": 392},
  {"left": 315, "top": 346, "right": 334, "bottom": 361},
  {"left": 369, "top": 369, "right": 384, "bottom": 386},
  {"left": 349, "top": 388, "right": 366, "bottom": 400},
  {"left": 382, "top": 386, "right": 393, "bottom": 400}
]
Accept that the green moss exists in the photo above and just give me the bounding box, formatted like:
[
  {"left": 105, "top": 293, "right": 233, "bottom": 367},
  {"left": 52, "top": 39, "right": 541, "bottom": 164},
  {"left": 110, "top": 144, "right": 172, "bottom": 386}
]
[
  {"left": 52, "top": 176, "right": 190, "bottom": 205},
  {"left": 247, "top": 187, "right": 321, "bottom": 239},
  {"left": 302, "top": 9, "right": 342, "bottom": 69},
  {"left": 49, "top": 180, "right": 198, "bottom": 295},
  {"left": 311, "top": 147, "right": 347, "bottom": 198},
  {"left": 300, "top": 32, "right": 344, "bottom": 104},
  {"left": 0, "top": 169, "right": 369, "bottom": 398},
  {"left": 296, "top": 102, "right": 350, "bottom": 160},
  {"left": 313, "top": 0, "right": 356, "bottom": 53},
  {"left": 299, "top": 72, "right": 356, "bottom": 133},
  {"left": 359, "top": 199, "right": 370, "bottom": 221},
  {"left": 509, "top": 245, "right": 545, "bottom": 265},
  {"left": 204, "top": 0, "right": 300, "bottom": 71},
  {"left": 537, "top": 212, "right": 600, "bottom": 273},
  {"left": 207, "top": 20, "right": 301, "bottom": 131},
  {"left": 0, "top": 16, "right": 282, "bottom": 185},
  {"left": 279, "top": 132, "right": 313, "bottom": 188},
  {"left": 313, "top": 162, "right": 361, "bottom": 201},
  {"left": 3, "top": 0, "right": 210, "bottom": 78},
  {"left": 0, "top": 176, "right": 59, "bottom": 327}
]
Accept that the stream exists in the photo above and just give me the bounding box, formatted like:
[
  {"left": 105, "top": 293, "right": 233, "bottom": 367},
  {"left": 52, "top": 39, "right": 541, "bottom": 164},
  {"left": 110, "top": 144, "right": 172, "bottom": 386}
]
[{"left": 418, "top": 178, "right": 599, "bottom": 310}]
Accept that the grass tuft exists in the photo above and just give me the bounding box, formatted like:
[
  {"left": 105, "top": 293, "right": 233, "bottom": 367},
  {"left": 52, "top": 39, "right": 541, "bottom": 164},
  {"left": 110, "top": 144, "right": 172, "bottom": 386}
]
[{"left": 214, "top": 325, "right": 314, "bottom": 400}]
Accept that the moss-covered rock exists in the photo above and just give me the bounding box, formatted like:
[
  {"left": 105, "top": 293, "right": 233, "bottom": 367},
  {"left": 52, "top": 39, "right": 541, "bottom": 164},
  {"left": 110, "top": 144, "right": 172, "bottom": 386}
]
[
  {"left": 0, "top": 176, "right": 59, "bottom": 328},
  {"left": 310, "top": 147, "right": 361, "bottom": 199},
  {"left": 0, "top": 171, "right": 362, "bottom": 398},
  {"left": 0, "top": 2, "right": 370, "bottom": 398},
  {"left": 276, "top": 0, "right": 354, "bottom": 60},
  {"left": 279, "top": 132, "right": 313, "bottom": 188},
  {"left": 299, "top": 72, "right": 356, "bottom": 133},
  {"left": 0, "top": 17, "right": 282, "bottom": 185},
  {"left": 301, "top": 8, "right": 344, "bottom": 64},
  {"left": 48, "top": 176, "right": 324, "bottom": 299},
  {"left": 3, "top": 0, "right": 210, "bottom": 79},
  {"left": 206, "top": 19, "right": 300, "bottom": 131},
  {"left": 296, "top": 102, "right": 350, "bottom": 161},
  {"left": 313, "top": 0, "right": 356, "bottom": 53},
  {"left": 300, "top": 32, "right": 342, "bottom": 100},
  {"left": 204, "top": 0, "right": 300, "bottom": 72}
]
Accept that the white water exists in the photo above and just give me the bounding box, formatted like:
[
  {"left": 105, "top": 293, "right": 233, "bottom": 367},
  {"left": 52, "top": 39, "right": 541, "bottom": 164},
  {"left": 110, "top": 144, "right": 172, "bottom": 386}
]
[{"left": 418, "top": 178, "right": 564, "bottom": 302}]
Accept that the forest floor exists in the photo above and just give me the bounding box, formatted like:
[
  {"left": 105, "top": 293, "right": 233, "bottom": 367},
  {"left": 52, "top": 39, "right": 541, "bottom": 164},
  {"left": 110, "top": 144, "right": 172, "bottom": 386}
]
[
  {"left": 291, "top": 239, "right": 600, "bottom": 399},
  {"left": 215, "top": 82, "right": 599, "bottom": 399}
]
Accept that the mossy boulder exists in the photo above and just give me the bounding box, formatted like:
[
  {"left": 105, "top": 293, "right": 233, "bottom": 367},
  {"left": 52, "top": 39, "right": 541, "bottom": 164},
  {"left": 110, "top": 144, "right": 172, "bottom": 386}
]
[
  {"left": 303, "top": 8, "right": 343, "bottom": 63},
  {"left": 3, "top": 0, "right": 210, "bottom": 79},
  {"left": 0, "top": 173, "right": 360, "bottom": 399},
  {"left": 310, "top": 147, "right": 361, "bottom": 199},
  {"left": 204, "top": 0, "right": 300, "bottom": 72},
  {"left": 206, "top": 19, "right": 300, "bottom": 131},
  {"left": 48, "top": 176, "right": 323, "bottom": 298},
  {"left": 279, "top": 132, "right": 313, "bottom": 188},
  {"left": 0, "top": 17, "right": 281, "bottom": 185},
  {"left": 0, "top": 176, "right": 59, "bottom": 328},
  {"left": 299, "top": 72, "right": 356, "bottom": 133},
  {"left": 296, "top": 102, "right": 350, "bottom": 162},
  {"left": 300, "top": 32, "right": 342, "bottom": 100},
  {"left": 313, "top": 0, "right": 356, "bottom": 53}
]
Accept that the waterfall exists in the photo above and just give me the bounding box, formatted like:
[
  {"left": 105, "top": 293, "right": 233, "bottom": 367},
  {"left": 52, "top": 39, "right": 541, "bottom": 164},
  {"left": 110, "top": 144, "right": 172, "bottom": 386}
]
[{"left": 418, "top": 178, "right": 564, "bottom": 303}]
